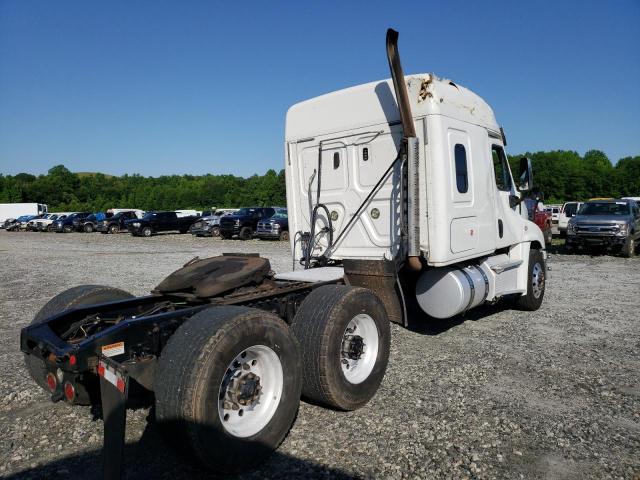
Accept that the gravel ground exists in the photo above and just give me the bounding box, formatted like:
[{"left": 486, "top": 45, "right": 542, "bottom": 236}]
[{"left": 0, "top": 231, "right": 639, "bottom": 479}]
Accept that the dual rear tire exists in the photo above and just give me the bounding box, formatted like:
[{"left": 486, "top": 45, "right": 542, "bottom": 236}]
[
  {"left": 290, "top": 285, "right": 391, "bottom": 411},
  {"left": 155, "top": 286, "right": 390, "bottom": 473},
  {"left": 155, "top": 307, "right": 302, "bottom": 473}
]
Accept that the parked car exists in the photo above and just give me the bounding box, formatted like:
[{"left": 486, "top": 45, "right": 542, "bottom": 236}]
[
  {"left": 97, "top": 211, "right": 139, "bottom": 234},
  {"left": 1, "top": 218, "right": 15, "bottom": 229},
  {"left": 37, "top": 213, "right": 72, "bottom": 232},
  {"left": 545, "top": 206, "right": 560, "bottom": 224},
  {"left": 54, "top": 212, "right": 91, "bottom": 233},
  {"left": 26, "top": 214, "right": 51, "bottom": 231},
  {"left": 533, "top": 209, "right": 553, "bottom": 245},
  {"left": 565, "top": 199, "right": 640, "bottom": 257},
  {"left": 218, "top": 207, "right": 280, "bottom": 240},
  {"left": 256, "top": 209, "right": 289, "bottom": 241},
  {"left": 190, "top": 214, "right": 221, "bottom": 237},
  {"left": 77, "top": 212, "right": 106, "bottom": 233},
  {"left": 126, "top": 211, "right": 196, "bottom": 237},
  {"left": 4, "top": 215, "right": 31, "bottom": 231},
  {"left": 558, "top": 201, "right": 584, "bottom": 236}
]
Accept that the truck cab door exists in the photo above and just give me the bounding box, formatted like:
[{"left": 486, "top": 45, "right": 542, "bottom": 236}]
[{"left": 490, "top": 143, "right": 521, "bottom": 248}]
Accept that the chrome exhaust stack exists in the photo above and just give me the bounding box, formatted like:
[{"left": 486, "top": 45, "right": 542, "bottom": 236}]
[{"left": 386, "top": 29, "right": 421, "bottom": 271}]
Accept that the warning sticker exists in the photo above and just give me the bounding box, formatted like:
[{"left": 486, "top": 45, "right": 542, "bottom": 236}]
[{"left": 101, "top": 341, "right": 125, "bottom": 357}]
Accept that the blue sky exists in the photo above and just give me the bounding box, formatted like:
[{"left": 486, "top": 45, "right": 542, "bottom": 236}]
[{"left": 1, "top": 0, "right": 638, "bottom": 177}]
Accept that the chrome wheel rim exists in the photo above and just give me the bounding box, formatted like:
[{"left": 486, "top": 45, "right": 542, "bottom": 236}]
[
  {"left": 218, "top": 345, "right": 283, "bottom": 438},
  {"left": 531, "top": 262, "right": 544, "bottom": 299},
  {"left": 341, "top": 314, "right": 379, "bottom": 384}
]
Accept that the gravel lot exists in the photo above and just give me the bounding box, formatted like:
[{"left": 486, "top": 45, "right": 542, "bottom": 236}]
[{"left": 0, "top": 232, "right": 639, "bottom": 479}]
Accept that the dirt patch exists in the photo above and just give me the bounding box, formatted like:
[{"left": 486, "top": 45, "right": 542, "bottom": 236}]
[{"left": 0, "top": 231, "right": 638, "bottom": 479}]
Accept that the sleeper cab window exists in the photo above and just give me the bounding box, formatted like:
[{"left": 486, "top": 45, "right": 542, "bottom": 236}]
[{"left": 454, "top": 144, "right": 468, "bottom": 193}]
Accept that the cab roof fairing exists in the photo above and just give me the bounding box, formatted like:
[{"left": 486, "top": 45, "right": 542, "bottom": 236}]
[{"left": 285, "top": 74, "right": 501, "bottom": 142}]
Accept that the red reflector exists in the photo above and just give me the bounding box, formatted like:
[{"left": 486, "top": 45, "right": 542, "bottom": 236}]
[
  {"left": 97, "top": 364, "right": 105, "bottom": 377},
  {"left": 46, "top": 373, "right": 57, "bottom": 392},
  {"left": 116, "top": 378, "right": 125, "bottom": 393},
  {"left": 64, "top": 382, "right": 75, "bottom": 402},
  {"left": 69, "top": 355, "right": 77, "bottom": 366}
]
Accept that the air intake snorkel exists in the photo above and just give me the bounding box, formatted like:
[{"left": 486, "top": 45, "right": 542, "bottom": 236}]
[{"left": 386, "top": 29, "right": 422, "bottom": 271}]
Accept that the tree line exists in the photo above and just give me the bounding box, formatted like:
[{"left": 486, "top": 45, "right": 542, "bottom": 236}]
[
  {"left": 0, "top": 166, "right": 287, "bottom": 212},
  {"left": 0, "top": 149, "right": 638, "bottom": 212},
  {"left": 507, "top": 150, "right": 640, "bottom": 204}
]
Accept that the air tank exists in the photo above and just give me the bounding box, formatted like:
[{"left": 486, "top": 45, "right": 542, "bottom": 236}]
[{"left": 415, "top": 265, "right": 489, "bottom": 319}]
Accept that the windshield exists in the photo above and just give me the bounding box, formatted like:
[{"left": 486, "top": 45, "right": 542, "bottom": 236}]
[
  {"left": 235, "top": 208, "right": 258, "bottom": 216},
  {"left": 564, "top": 203, "right": 578, "bottom": 217},
  {"left": 142, "top": 212, "right": 157, "bottom": 219},
  {"left": 579, "top": 202, "right": 630, "bottom": 216},
  {"left": 270, "top": 213, "right": 288, "bottom": 219}
]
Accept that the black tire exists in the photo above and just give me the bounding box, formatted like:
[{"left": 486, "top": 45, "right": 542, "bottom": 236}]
[
  {"left": 211, "top": 226, "right": 220, "bottom": 237},
  {"left": 179, "top": 229, "right": 188, "bottom": 234},
  {"left": 622, "top": 236, "right": 635, "bottom": 258},
  {"left": 515, "top": 248, "right": 546, "bottom": 311},
  {"left": 24, "top": 285, "right": 133, "bottom": 403},
  {"left": 279, "top": 231, "right": 290, "bottom": 242},
  {"left": 47, "top": 224, "right": 55, "bottom": 232},
  {"left": 84, "top": 223, "right": 94, "bottom": 233},
  {"left": 142, "top": 226, "right": 152, "bottom": 237},
  {"left": 63, "top": 225, "right": 73, "bottom": 233},
  {"left": 239, "top": 226, "right": 252, "bottom": 240},
  {"left": 109, "top": 224, "right": 119, "bottom": 234},
  {"left": 155, "top": 306, "right": 302, "bottom": 474},
  {"left": 290, "top": 285, "right": 390, "bottom": 411},
  {"left": 219, "top": 232, "right": 230, "bottom": 239}
]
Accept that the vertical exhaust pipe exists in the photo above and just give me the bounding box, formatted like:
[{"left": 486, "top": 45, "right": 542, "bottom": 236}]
[{"left": 386, "top": 29, "right": 422, "bottom": 271}]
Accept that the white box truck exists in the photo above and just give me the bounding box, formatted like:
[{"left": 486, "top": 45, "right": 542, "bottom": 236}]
[{"left": 0, "top": 203, "right": 47, "bottom": 223}]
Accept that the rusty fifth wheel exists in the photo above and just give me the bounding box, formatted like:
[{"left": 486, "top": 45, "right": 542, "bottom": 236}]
[
  {"left": 154, "top": 306, "right": 302, "bottom": 473},
  {"left": 291, "top": 285, "right": 391, "bottom": 411}
]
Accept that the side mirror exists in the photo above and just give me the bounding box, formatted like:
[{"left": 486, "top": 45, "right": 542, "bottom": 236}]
[{"left": 517, "top": 157, "right": 533, "bottom": 192}]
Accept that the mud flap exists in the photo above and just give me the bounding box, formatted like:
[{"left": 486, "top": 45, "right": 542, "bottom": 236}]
[{"left": 98, "top": 356, "right": 129, "bottom": 480}]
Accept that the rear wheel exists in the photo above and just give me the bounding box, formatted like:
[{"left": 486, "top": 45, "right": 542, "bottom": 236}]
[
  {"left": 142, "top": 226, "right": 152, "bottom": 237},
  {"left": 290, "top": 285, "right": 390, "bottom": 411},
  {"left": 211, "top": 226, "right": 220, "bottom": 237},
  {"left": 108, "top": 224, "right": 119, "bottom": 234},
  {"left": 155, "top": 306, "right": 302, "bottom": 474},
  {"left": 239, "top": 227, "right": 252, "bottom": 240},
  {"left": 24, "top": 285, "right": 133, "bottom": 404},
  {"left": 279, "top": 231, "right": 290, "bottom": 242},
  {"left": 84, "top": 223, "right": 94, "bottom": 233},
  {"left": 63, "top": 225, "right": 73, "bottom": 233},
  {"left": 515, "top": 248, "right": 546, "bottom": 310},
  {"left": 47, "top": 225, "right": 55, "bottom": 232}
]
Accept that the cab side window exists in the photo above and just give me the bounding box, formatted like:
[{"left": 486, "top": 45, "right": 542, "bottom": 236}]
[{"left": 491, "top": 145, "right": 512, "bottom": 192}]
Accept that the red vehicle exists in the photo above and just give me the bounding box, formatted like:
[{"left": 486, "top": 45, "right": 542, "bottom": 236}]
[{"left": 534, "top": 207, "right": 553, "bottom": 245}]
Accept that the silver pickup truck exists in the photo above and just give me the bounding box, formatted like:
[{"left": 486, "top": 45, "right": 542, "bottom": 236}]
[{"left": 565, "top": 199, "right": 640, "bottom": 257}]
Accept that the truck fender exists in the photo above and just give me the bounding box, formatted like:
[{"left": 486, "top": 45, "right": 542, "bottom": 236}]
[{"left": 511, "top": 226, "right": 545, "bottom": 294}]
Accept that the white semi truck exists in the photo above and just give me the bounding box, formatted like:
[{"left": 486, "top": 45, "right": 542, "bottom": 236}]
[
  {"left": 20, "top": 30, "right": 546, "bottom": 478},
  {"left": 0, "top": 202, "right": 47, "bottom": 223}
]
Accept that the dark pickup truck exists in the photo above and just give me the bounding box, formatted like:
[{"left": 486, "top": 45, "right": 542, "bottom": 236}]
[
  {"left": 54, "top": 212, "right": 92, "bottom": 233},
  {"left": 126, "top": 211, "right": 196, "bottom": 237},
  {"left": 566, "top": 199, "right": 640, "bottom": 257},
  {"left": 256, "top": 209, "right": 289, "bottom": 241},
  {"left": 219, "top": 207, "right": 279, "bottom": 240},
  {"left": 96, "top": 211, "right": 139, "bottom": 234}
]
